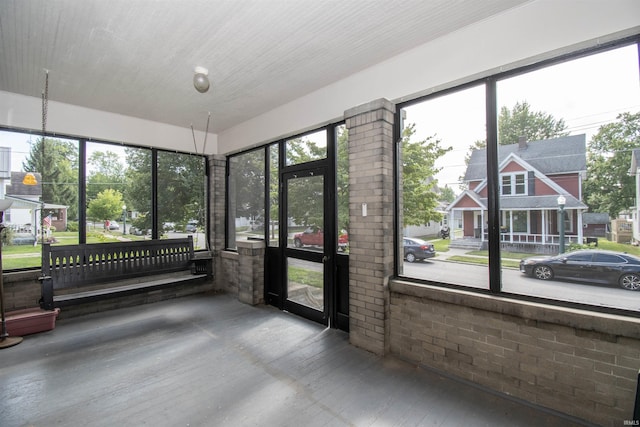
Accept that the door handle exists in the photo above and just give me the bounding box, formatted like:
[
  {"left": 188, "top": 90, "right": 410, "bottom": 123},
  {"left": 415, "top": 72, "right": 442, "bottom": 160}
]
[{"left": 322, "top": 255, "right": 330, "bottom": 263}]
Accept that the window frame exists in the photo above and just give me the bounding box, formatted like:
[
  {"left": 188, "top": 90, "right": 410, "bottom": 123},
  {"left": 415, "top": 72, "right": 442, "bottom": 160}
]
[
  {"left": 0, "top": 126, "right": 209, "bottom": 271},
  {"left": 393, "top": 34, "right": 640, "bottom": 316}
]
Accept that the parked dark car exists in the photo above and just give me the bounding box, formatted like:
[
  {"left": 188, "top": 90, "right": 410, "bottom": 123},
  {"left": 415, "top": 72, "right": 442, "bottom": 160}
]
[
  {"left": 519, "top": 249, "right": 640, "bottom": 291},
  {"left": 403, "top": 237, "right": 436, "bottom": 263}
]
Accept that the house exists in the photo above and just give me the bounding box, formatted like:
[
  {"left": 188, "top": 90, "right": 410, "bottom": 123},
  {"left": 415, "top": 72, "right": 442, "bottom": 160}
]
[
  {"left": 4, "top": 171, "right": 68, "bottom": 236},
  {"left": 582, "top": 212, "right": 610, "bottom": 238},
  {"left": 445, "top": 135, "right": 588, "bottom": 252},
  {"left": 631, "top": 148, "right": 640, "bottom": 244}
]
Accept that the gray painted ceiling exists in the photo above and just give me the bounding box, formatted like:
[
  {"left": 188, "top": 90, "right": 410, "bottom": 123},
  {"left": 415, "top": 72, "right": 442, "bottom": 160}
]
[{"left": 0, "top": 0, "right": 530, "bottom": 133}]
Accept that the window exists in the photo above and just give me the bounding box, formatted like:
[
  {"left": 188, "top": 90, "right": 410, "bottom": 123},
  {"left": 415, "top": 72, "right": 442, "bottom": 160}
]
[
  {"left": 398, "top": 38, "right": 640, "bottom": 313},
  {"left": 158, "top": 151, "right": 207, "bottom": 249},
  {"left": 0, "top": 129, "right": 208, "bottom": 270},
  {"left": 267, "top": 144, "right": 279, "bottom": 247},
  {"left": 500, "top": 173, "right": 526, "bottom": 196},
  {"left": 399, "top": 84, "right": 489, "bottom": 290},
  {"left": 227, "top": 148, "right": 265, "bottom": 249},
  {"left": 285, "top": 129, "right": 327, "bottom": 166},
  {"left": 336, "top": 124, "right": 349, "bottom": 253}
]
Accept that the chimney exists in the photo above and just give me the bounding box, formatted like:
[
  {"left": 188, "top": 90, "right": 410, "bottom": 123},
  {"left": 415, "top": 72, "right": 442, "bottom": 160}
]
[{"left": 518, "top": 136, "right": 527, "bottom": 151}]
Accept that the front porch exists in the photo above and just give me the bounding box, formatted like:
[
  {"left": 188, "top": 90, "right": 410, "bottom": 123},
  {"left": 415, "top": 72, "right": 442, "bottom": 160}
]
[{"left": 448, "top": 233, "right": 584, "bottom": 254}]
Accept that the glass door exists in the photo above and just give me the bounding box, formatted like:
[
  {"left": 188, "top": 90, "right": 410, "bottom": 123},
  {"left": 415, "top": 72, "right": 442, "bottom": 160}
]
[{"left": 283, "top": 168, "right": 330, "bottom": 324}]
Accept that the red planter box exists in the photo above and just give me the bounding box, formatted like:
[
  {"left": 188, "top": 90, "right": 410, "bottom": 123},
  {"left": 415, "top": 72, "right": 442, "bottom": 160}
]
[{"left": 5, "top": 308, "right": 60, "bottom": 336}]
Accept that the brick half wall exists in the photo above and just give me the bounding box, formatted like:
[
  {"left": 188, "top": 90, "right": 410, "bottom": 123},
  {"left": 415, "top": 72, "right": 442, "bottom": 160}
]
[{"left": 389, "top": 279, "right": 640, "bottom": 427}]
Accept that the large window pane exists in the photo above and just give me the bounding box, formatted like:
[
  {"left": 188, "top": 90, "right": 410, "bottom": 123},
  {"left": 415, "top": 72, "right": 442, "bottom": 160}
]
[
  {"left": 268, "top": 144, "right": 279, "bottom": 247},
  {"left": 1, "top": 131, "right": 79, "bottom": 270},
  {"left": 336, "top": 125, "right": 349, "bottom": 253},
  {"left": 399, "top": 85, "right": 489, "bottom": 290},
  {"left": 86, "top": 142, "right": 128, "bottom": 239},
  {"left": 285, "top": 129, "right": 327, "bottom": 166},
  {"left": 228, "top": 149, "right": 265, "bottom": 249},
  {"left": 123, "top": 147, "right": 152, "bottom": 238},
  {"left": 158, "top": 151, "right": 207, "bottom": 250},
  {"left": 497, "top": 43, "right": 640, "bottom": 311}
]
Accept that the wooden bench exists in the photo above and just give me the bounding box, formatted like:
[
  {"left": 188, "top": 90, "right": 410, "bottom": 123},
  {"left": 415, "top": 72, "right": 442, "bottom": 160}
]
[{"left": 39, "top": 237, "right": 212, "bottom": 310}]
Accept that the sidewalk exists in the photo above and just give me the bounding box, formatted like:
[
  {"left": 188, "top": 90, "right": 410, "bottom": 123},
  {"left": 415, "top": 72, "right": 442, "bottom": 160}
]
[{"left": 428, "top": 240, "right": 522, "bottom": 262}]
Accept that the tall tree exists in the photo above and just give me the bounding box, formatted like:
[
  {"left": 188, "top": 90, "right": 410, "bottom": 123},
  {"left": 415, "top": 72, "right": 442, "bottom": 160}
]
[
  {"left": 157, "top": 151, "right": 206, "bottom": 226},
  {"left": 583, "top": 111, "right": 640, "bottom": 218},
  {"left": 124, "top": 148, "right": 152, "bottom": 230},
  {"left": 22, "top": 137, "right": 79, "bottom": 220},
  {"left": 462, "top": 101, "right": 570, "bottom": 179},
  {"left": 87, "top": 188, "right": 124, "bottom": 224},
  {"left": 498, "top": 101, "right": 569, "bottom": 145},
  {"left": 401, "top": 123, "right": 452, "bottom": 227},
  {"left": 87, "top": 150, "right": 126, "bottom": 202}
]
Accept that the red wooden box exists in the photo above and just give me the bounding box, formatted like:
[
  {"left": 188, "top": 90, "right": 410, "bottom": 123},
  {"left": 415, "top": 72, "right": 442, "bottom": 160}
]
[{"left": 5, "top": 308, "right": 60, "bottom": 336}]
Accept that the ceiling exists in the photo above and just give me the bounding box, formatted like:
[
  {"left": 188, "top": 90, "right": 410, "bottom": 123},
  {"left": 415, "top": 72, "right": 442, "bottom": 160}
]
[{"left": 0, "top": 0, "right": 531, "bottom": 134}]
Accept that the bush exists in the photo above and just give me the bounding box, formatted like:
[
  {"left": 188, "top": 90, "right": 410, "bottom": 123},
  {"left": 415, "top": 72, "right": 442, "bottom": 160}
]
[{"left": 67, "top": 221, "right": 79, "bottom": 232}]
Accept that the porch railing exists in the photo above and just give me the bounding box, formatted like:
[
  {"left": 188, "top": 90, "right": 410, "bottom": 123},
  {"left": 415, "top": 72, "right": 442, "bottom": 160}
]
[{"left": 480, "top": 232, "right": 581, "bottom": 245}]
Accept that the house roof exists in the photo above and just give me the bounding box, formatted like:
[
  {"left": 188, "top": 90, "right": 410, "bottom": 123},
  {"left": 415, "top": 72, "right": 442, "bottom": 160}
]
[
  {"left": 582, "top": 212, "right": 610, "bottom": 224},
  {"left": 6, "top": 172, "right": 43, "bottom": 197},
  {"left": 464, "top": 135, "right": 587, "bottom": 182}
]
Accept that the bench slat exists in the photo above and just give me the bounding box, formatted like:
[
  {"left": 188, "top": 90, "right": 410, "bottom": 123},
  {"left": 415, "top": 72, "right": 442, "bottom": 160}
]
[{"left": 40, "top": 237, "right": 210, "bottom": 310}]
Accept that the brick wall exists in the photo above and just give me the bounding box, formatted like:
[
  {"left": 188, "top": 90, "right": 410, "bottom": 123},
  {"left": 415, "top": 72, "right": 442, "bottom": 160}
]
[
  {"left": 3, "top": 270, "right": 42, "bottom": 311},
  {"left": 237, "top": 240, "right": 264, "bottom": 305},
  {"left": 344, "top": 99, "right": 396, "bottom": 356},
  {"left": 389, "top": 279, "right": 640, "bottom": 426},
  {"left": 210, "top": 154, "right": 226, "bottom": 292}
]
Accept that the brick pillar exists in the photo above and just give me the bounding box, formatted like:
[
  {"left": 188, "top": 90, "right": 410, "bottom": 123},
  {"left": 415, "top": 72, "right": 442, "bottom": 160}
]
[
  {"left": 344, "top": 98, "right": 395, "bottom": 356},
  {"left": 237, "top": 240, "right": 265, "bottom": 305},
  {"left": 210, "top": 154, "right": 226, "bottom": 291}
]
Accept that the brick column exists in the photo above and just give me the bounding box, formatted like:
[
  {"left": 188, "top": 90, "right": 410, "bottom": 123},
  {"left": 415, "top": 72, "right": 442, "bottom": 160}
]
[
  {"left": 237, "top": 240, "right": 265, "bottom": 305},
  {"left": 344, "top": 98, "right": 395, "bottom": 356},
  {"left": 210, "top": 154, "right": 226, "bottom": 291}
]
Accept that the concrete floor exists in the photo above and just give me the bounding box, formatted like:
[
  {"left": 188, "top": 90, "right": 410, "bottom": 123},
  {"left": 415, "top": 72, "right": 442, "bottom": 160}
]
[{"left": 0, "top": 293, "right": 593, "bottom": 426}]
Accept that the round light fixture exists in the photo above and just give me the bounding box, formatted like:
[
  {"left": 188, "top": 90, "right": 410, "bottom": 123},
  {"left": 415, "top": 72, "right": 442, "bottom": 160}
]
[{"left": 193, "top": 66, "right": 210, "bottom": 93}]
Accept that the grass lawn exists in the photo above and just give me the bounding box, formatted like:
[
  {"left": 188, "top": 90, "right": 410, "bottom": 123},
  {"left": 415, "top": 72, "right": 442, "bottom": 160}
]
[{"left": 1, "top": 231, "right": 143, "bottom": 270}]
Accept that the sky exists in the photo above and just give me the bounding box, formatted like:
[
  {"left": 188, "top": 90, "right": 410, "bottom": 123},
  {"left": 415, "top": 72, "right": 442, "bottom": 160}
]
[{"left": 403, "top": 43, "right": 640, "bottom": 193}]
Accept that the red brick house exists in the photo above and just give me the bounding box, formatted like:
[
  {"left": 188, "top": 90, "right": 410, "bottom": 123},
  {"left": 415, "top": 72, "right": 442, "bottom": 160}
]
[{"left": 445, "top": 135, "right": 588, "bottom": 252}]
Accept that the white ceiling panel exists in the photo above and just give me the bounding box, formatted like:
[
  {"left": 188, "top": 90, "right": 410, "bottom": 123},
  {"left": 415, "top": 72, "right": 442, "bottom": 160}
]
[{"left": 0, "top": 0, "right": 531, "bottom": 133}]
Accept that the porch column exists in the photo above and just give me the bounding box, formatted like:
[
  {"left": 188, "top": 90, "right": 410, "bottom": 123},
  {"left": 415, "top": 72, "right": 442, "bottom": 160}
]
[
  {"left": 541, "top": 210, "right": 547, "bottom": 243},
  {"left": 345, "top": 98, "right": 395, "bottom": 356},
  {"left": 480, "top": 210, "right": 485, "bottom": 242},
  {"left": 577, "top": 209, "right": 584, "bottom": 244},
  {"left": 449, "top": 211, "right": 455, "bottom": 241},
  {"left": 210, "top": 154, "right": 226, "bottom": 292}
]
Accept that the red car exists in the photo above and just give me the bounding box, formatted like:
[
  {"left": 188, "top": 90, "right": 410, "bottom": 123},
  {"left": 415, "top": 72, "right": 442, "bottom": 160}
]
[{"left": 293, "top": 226, "right": 349, "bottom": 251}]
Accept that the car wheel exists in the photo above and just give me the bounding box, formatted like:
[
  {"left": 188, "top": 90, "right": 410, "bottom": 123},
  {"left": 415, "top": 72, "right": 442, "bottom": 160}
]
[
  {"left": 294, "top": 238, "right": 303, "bottom": 248},
  {"left": 619, "top": 273, "right": 640, "bottom": 291},
  {"left": 533, "top": 265, "right": 553, "bottom": 280},
  {"left": 406, "top": 252, "right": 416, "bottom": 263}
]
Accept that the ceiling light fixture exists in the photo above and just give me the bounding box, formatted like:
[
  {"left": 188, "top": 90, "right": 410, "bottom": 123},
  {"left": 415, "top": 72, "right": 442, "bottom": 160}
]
[{"left": 193, "top": 66, "right": 210, "bottom": 93}]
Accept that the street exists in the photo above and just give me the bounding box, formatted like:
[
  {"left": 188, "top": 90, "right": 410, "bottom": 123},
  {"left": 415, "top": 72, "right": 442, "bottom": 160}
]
[{"left": 402, "top": 257, "right": 640, "bottom": 312}]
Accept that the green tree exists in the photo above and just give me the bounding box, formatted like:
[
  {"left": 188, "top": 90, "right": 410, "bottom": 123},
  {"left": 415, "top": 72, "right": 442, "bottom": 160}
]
[
  {"left": 229, "top": 149, "right": 265, "bottom": 225},
  {"left": 462, "top": 101, "right": 570, "bottom": 181},
  {"left": 583, "top": 111, "right": 640, "bottom": 218},
  {"left": 498, "top": 101, "right": 569, "bottom": 145},
  {"left": 22, "top": 137, "right": 79, "bottom": 220},
  {"left": 124, "top": 148, "right": 152, "bottom": 223},
  {"left": 336, "top": 127, "right": 349, "bottom": 232},
  {"left": 87, "top": 150, "right": 125, "bottom": 202},
  {"left": 401, "top": 123, "right": 452, "bottom": 227},
  {"left": 87, "top": 188, "right": 124, "bottom": 225},
  {"left": 439, "top": 185, "right": 455, "bottom": 204},
  {"left": 157, "top": 152, "right": 206, "bottom": 226}
]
